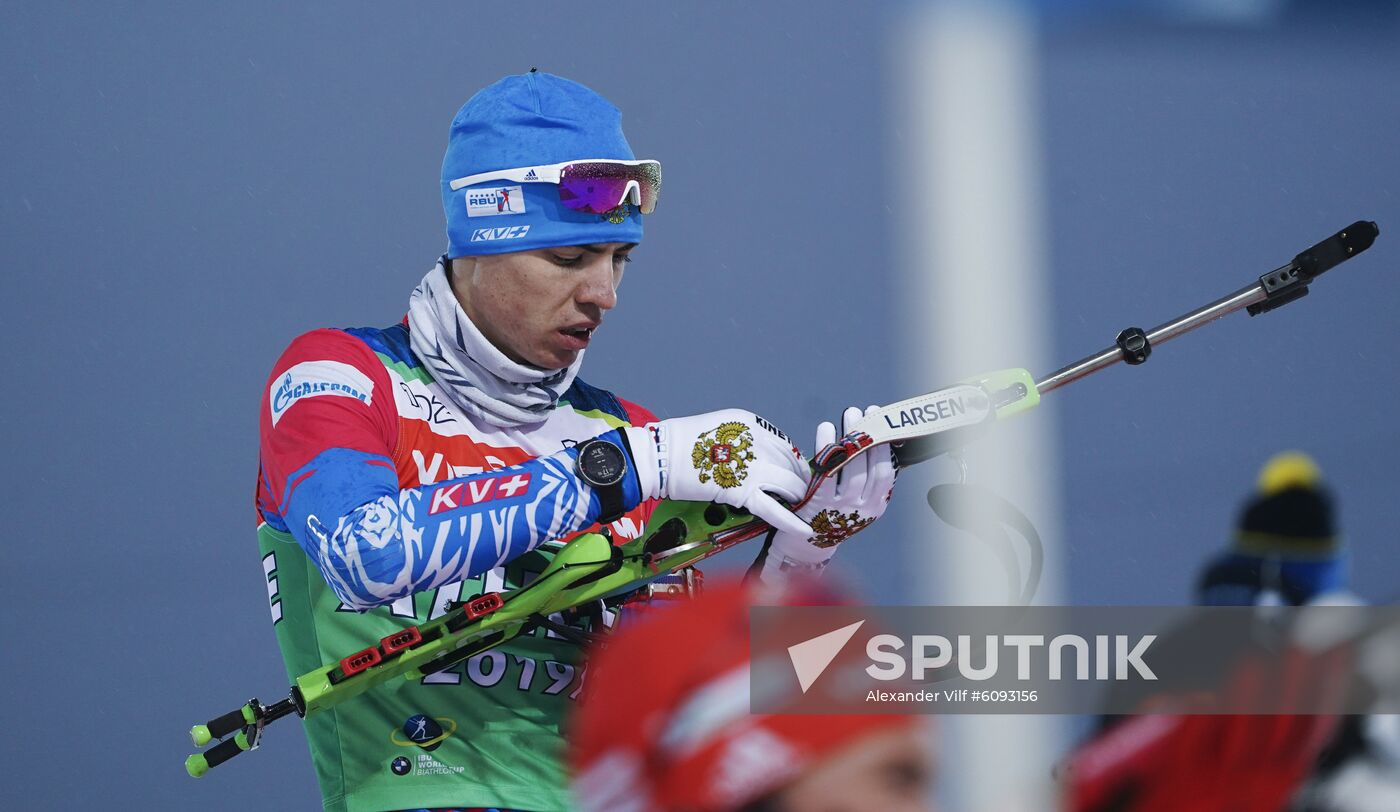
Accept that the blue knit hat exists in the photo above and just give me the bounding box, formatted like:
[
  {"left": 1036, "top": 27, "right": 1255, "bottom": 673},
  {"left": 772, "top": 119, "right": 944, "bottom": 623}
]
[{"left": 442, "top": 71, "right": 645, "bottom": 258}]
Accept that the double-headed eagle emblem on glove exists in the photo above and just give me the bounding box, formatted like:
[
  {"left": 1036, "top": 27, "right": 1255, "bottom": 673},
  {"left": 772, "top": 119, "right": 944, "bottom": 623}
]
[
  {"left": 603, "top": 202, "right": 633, "bottom": 224},
  {"left": 692, "top": 421, "right": 756, "bottom": 489},
  {"left": 809, "top": 509, "right": 876, "bottom": 548}
]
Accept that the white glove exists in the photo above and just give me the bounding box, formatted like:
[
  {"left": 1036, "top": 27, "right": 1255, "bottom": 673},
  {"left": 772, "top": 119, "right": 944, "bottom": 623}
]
[
  {"left": 624, "top": 409, "right": 813, "bottom": 537},
  {"left": 757, "top": 406, "right": 895, "bottom": 580}
]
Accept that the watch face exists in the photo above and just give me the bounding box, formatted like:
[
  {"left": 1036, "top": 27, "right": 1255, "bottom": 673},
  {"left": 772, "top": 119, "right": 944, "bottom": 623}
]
[{"left": 581, "top": 440, "right": 627, "bottom": 487}]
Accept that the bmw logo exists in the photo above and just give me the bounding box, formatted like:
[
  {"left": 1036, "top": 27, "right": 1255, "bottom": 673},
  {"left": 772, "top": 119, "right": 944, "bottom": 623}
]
[{"left": 390, "top": 756, "right": 411, "bottom": 776}]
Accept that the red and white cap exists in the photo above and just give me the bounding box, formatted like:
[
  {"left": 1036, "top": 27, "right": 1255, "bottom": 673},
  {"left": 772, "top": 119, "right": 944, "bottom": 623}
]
[{"left": 569, "top": 577, "right": 917, "bottom": 812}]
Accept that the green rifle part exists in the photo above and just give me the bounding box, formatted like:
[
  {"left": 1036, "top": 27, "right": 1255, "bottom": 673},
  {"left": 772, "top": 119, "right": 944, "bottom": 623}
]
[
  {"left": 185, "top": 369, "right": 1038, "bottom": 777},
  {"left": 184, "top": 496, "right": 780, "bottom": 777},
  {"left": 295, "top": 497, "right": 759, "bottom": 716}
]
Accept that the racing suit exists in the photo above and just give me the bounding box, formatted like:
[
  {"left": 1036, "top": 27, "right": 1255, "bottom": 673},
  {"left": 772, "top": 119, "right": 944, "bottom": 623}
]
[{"left": 255, "top": 315, "right": 657, "bottom": 812}]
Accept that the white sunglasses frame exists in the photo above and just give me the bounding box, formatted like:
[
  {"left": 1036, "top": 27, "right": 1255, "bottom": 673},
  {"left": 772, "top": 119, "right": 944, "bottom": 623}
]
[
  {"left": 447, "top": 159, "right": 661, "bottom": 211},
  {"left": 448, "top": 158, "right": 660, "bottom": 190}
]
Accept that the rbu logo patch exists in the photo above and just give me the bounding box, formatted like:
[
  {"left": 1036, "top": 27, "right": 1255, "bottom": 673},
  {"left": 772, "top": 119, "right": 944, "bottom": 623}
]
[
  {"left": 269, "top": 360, "right": 374, "bottom": 427},
  {"left": 470, "top": 225, "right": 531, "bottom": 242},
  {"left": 465, "top": 185, "right": 525, "bottom": 218}
]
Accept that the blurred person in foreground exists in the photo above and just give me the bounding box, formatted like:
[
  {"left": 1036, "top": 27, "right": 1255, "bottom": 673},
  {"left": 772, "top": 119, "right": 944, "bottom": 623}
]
[{"left": 570, "top": 577, "right": 933, "bottom": 812}]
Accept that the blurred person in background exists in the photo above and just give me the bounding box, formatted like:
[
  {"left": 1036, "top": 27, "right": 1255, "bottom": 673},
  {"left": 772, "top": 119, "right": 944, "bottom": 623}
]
[
  {"left": 1196, "top": 451, "right": 1350, "bottom": 608},
  {"left": 1064, "top": 451, "right": 1400, "bottom": 811},
  {"left": 570, "top": 577, "right": 933, "bottom": 812},
  {"left": 253, "top": 69, "right": 894, "bottom": 812},
  {"left": 1198, "top": 451, "right": 1400, "bottom": 810}
]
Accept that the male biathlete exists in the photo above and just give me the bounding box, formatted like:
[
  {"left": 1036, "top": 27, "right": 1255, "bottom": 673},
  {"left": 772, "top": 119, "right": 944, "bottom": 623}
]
[{"left": 254, "top": 70, "right": 895, "bottom": 812}]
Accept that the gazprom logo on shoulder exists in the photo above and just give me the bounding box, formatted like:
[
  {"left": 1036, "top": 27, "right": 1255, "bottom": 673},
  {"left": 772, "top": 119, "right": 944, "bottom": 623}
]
[
  {"left": 270, "top": 360, "right": 374, "bottom": 426},
  {"left": 470, "top": 225, "right": 531, "bottom": 242}
]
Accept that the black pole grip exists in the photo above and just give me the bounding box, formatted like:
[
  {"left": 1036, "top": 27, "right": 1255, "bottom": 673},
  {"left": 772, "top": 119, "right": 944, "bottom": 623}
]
[
  {"left": 201, "top": 737, "right": 247, "bottom": 769},
  {"left": 205, "top": 707, "right": 249, "bottom": 740},
  {"left": 1294, "top": 220, "right": 1379, "bottom": 281}
]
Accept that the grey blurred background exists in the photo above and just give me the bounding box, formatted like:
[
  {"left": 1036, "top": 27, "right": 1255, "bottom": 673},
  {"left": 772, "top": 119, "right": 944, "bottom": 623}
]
[{"left": 2, "top": 1, "right": 1396, "bottom": 809}]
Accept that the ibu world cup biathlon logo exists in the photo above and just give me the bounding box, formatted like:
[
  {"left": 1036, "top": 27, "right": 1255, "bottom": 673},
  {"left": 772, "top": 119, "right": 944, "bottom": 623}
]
[
  {"left": 692, "top": 422, "right": 756, "bottom": 489},
  {"left": 809, "top": 509, "right": 876, "bottom": 549},
  {"left": 390, "top": 714, "right": 457, "bottom": 752}
]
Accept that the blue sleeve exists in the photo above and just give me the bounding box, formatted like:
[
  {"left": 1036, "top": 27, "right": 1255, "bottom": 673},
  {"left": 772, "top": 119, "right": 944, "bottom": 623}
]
[{"left": 279, "top": 429, "right": 642, "bottom": 610}]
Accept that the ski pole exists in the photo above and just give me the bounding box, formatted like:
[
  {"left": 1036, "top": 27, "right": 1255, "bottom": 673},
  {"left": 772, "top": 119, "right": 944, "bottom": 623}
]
[
  {"left": 875, "top": 220, "right": 1379, "bottom": 469},
  {"left": 1035, "top": 220, "right": 1379, "bottom": 395}
]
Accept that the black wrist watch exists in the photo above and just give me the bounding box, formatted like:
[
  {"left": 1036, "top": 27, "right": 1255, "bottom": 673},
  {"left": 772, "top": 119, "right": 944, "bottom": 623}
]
[{"left": 575, "top": 438, "right": 630, "bottom": 524}]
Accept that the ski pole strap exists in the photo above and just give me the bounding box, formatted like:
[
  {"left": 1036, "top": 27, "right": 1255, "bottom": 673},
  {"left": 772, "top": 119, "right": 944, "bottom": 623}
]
[
  {"left": 885, "top": 369, "right": 1039, "bottom": 470},
  {"left": 784, "top": 370, "right": 1041, "bottom": 477},
  {"left": 927, "top": 482, "right": 1044, "bottom": 606}
]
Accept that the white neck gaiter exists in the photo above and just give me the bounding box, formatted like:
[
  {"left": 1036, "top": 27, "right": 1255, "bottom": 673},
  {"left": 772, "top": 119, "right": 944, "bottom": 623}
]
[{"left": 408, "top": 259, "right": 583, "bottom": 428}]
